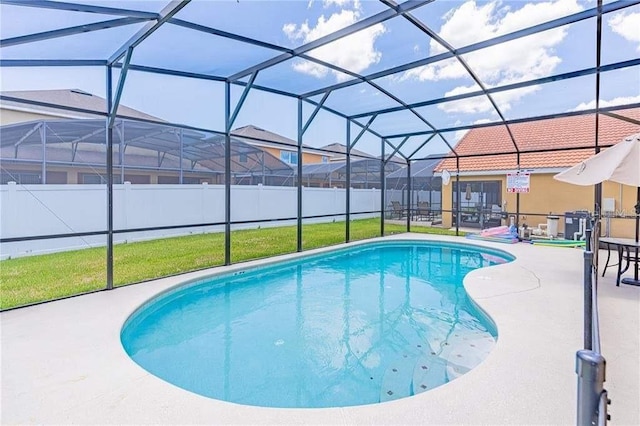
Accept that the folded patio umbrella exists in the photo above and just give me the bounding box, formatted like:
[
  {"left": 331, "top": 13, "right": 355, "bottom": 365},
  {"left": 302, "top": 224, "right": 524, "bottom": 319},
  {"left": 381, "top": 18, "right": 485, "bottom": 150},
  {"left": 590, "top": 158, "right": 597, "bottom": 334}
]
[{"left": 554, "top": 132, "right": 640, "bottom": 285}]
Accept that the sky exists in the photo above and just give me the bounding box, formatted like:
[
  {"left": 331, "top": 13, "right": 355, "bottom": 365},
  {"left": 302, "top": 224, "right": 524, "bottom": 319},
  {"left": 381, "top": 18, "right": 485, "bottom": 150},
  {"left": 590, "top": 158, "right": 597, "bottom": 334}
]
[{"left": 1, "top": 0, "right": 639, "bottom": 158}]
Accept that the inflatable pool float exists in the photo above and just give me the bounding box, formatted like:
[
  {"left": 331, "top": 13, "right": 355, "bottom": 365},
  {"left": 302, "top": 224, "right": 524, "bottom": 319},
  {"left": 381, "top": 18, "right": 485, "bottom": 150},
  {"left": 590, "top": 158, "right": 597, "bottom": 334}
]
[{"left": 466, "top": 233, "right": 518, "bottom": 244}]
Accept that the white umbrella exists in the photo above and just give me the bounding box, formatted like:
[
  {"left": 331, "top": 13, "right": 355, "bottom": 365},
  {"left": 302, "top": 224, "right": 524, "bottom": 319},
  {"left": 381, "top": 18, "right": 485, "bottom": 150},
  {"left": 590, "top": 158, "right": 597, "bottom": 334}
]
[{"left": 554, "top": 132, "right": 640, "bottom": 285}]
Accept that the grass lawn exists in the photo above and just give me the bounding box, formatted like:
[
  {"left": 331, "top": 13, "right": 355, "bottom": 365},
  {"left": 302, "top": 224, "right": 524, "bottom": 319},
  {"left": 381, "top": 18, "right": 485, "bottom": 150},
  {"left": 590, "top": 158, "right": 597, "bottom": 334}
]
[{"left": 0, "top": 218, "right": 461, "bottom": 310}]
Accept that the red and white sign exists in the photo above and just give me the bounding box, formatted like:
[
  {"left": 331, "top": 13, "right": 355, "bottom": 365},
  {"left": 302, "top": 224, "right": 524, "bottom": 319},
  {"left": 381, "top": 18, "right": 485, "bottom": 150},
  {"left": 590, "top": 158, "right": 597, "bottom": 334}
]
[{"left": 507, "top": 171, "right": 530, "bottom": 193}]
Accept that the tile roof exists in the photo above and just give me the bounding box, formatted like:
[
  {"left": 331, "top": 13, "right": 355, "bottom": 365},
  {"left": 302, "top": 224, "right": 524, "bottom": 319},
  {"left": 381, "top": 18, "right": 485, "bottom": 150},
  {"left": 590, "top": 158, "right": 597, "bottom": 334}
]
[
  {"left": 435, "top": 108, "right": 640, "bottom": 172},
  {"left": 1, "top": 89, "right": 163, "bottom": 122}
]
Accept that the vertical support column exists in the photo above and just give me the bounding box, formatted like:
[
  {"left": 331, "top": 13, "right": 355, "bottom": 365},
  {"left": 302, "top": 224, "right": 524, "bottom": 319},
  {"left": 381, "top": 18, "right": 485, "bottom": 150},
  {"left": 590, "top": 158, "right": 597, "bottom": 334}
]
[
  {"left": 380, "top": 138, "right": 385, "bottom": 237},
  {"left": 346, "top": 120, "right": 351, "bottom": 243},
  {"left": 297, "top": 98, "right": 303, "bottom": 252},
  {"left": 179, "top": 128, "right": 184, "bottom": 184},
  {"left": 224, "top": 81, "right": 231, "bottom": 265},
  {"left": 455, "top": 157, "right": 460, "bottom": 237},
  {"left": 106, "top": 65, "right": 114, "bottom": 290},
  {"left": 119, "top": 122, "right": 125, "bottom": 184},
  {"left": 406, "top": 161, "right": 411, "bottom": 232},
  {"left": 41, "top": 123, "right": 47, "bottom": 184},
  {"left": 516, "top": 153, "right": 521, "bottom": 228},
  {"left": 594, "top": 0, "right": 603, "bottom": 221}
]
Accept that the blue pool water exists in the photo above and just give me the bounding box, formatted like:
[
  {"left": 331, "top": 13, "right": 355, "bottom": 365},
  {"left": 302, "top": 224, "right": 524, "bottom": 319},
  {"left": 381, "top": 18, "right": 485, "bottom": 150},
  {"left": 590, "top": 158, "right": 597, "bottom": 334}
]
[{"left": 121, "top": 241, "right": 513, "bottom": 408}]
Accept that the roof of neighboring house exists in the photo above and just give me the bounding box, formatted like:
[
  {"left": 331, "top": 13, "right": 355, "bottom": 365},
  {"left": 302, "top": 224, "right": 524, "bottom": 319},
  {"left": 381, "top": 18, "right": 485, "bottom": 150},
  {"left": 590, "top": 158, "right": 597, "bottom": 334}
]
[
  {"left": 0, "top": 89, "right": 163, "bottom": 122},
  {"left": 231, "top": 124, "right": 299, "bottom": 147},
  {"left": 435, "top": 108, "right": 640, "bottom": 173},
  {"left": 232, "top": 124, "right": 323, "bottom": 153},
  {"left": 386, "top": 157, "right": 442, "bottom": 179},
  {"left": 320, "top": 143, "right": 373, "bottom": 160}
]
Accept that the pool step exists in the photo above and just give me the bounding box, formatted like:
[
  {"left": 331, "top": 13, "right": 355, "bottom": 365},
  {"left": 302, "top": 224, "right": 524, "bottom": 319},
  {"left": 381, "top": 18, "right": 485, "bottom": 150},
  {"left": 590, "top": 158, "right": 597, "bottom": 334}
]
[
  {"left": 379, "top": 333, "right": 496, "bottom": 403},
  {"left": 411, "top": 352, "right": 448, "bottom": 395},
  {"left": 437, "top": 332, "right": 496, "bottom": 381},
  {"left": 379, "top": 356, "right": 415, "bottom": 403}
]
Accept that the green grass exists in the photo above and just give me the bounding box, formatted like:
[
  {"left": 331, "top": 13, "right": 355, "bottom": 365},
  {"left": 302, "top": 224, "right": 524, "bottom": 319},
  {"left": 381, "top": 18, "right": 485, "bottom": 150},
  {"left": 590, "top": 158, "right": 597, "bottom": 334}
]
[{"left": 0, "top": 218, "right": 460, "bottom": 310}]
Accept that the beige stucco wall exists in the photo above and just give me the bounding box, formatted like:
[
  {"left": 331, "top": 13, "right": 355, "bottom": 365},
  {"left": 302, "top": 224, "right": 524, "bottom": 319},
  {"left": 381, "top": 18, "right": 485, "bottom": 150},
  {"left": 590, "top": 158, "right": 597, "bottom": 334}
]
[
  {"left": 0, "top": 108, "right": 64, "bottom": 125},
  {"left": 441, "top": 173, "right": 637, "bottom": 238},
  {"left": 262, "top": 146, "right": 325, "bottom": 164}
]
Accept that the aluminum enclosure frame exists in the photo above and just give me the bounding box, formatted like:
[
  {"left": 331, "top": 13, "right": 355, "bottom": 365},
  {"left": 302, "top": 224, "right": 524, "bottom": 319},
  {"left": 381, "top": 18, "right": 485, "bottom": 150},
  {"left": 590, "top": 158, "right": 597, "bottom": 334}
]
[{"left": 0, "top": 0, "right": 637, "bottom": 305}]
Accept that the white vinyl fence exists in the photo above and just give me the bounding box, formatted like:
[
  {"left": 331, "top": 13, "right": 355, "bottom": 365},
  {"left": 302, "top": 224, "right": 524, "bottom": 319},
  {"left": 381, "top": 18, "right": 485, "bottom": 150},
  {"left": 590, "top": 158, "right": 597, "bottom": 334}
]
[{"left": 0, "top": 182, "right": 381, "bottom": 259}]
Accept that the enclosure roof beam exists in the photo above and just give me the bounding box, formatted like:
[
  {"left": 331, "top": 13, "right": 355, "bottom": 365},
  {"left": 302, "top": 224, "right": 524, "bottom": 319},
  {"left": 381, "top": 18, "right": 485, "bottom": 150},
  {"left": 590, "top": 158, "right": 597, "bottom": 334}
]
[
  {"left": 1, "top": 0, "right": 161, "bottom": 19},
  {"left": 383, "top": 102, "right": 640, "bottom": 139},
  {"left": 13, "top": 122, "right": 44, "bottom": 147},
  {"left": 108, "top": 47, "right": 133, "bottom": 129},
  {"left": 412, "top": 142, "right": 619, "bottom": 162},
  {"left": 0, "top": 59, "right": 107, "bottom": 67},
  {"left": 349, "top": 115, "right": 377, "bottom": 150},
  {"left": 406, "top": 134, "right": 436, "bottom": 160},
  {"left": 119, "top": 63, "right": 225, "bottom": 81},
  {"left": 68, "top": 127, "right": 106, "bottom": 144},
  {"left": 108, "top": 0, "right": 191, "bottom": 64},
  {"left": 351, "top": 58, "right": 640, "bottom": 119},
  {"left": 383, "top": 138, "right": 409, "bottom": 162},
  {"left": 227, "top": 71, "right": 258, "bottom": 131},
  {"left": 272, "top": 50, "right": 450, "bottom": 149},
  {"left": 302, "top": 0, "right": 639, "bottom": 98},
  {"left": 301, "top": 91, "right": 331, "bottom": 136},
  {"left": 384, "top": 136, "right": 410, "bottom": 163},
  {"left": 0, "top": 18, "right": 151, "bottom": 48},
  {"left": 601, "top": 111, "right": 640, "bottom": 126},
  {"left": 380, "top": 0, "right": 519, "bottom": 154},
  {"left": 125, "top": 128, "right": 177, "bottom": 144},
  {"left": 169, "top": 18, "right": 292, "bottom": 54},
  {"left": 228, "top": 0, "right": 432, "bottom": 81}
]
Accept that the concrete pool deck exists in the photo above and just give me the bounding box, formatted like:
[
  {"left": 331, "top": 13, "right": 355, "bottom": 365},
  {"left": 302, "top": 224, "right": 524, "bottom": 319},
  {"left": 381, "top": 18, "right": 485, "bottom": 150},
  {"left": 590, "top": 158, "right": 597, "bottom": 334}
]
[{"left": 1, "top": 234, "right": 639, "bottom": 425}]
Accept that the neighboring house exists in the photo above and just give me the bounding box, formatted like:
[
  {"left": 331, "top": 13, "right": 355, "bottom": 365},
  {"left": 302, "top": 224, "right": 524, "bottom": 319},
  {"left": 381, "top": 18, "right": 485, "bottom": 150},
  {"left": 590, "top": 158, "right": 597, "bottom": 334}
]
[
  {"left": 319, "top": 142, "right": 374, "bottom": 162},
  {"left": 231, "top": 125, "right": 330, "bottom": 165},
  {"left": 434, "top": 108, "right": 640, "bottom": 238},
  {"left": 0, "top": 89, "right": 294, "bottom": 185},
  {"left": 0, "top": 88, "right": 161, "bottom": 125}
]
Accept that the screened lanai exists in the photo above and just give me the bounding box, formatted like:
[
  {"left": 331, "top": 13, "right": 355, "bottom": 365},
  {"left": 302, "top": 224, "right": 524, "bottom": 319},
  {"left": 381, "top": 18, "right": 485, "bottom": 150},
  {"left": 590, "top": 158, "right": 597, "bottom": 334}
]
[
  {"left": 296, "top": 158, "right": 402, "bottom": 188},
  {"left": 1, "top": 0, "right": 639, "bottom": 307},
  {"left": 0, "top": 118, "right": 295, "bottom": 185}
]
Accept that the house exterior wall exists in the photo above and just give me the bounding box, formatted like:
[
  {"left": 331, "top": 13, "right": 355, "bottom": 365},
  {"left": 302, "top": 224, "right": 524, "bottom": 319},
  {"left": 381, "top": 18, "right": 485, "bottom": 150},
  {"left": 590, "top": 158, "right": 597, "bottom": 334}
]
[
  {"left": 441, "top": 173, "right": 637, "bottom": 238},
  {"left": 261, "top": 146, "right": 326, "bottom": 164},
  {"left": 0, "top": 108, "right": 65, "bottom": 125}
]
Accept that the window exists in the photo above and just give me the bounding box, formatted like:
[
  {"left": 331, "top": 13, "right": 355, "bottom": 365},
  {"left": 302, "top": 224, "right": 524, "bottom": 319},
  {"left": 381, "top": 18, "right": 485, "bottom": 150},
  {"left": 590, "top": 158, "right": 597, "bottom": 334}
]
[
  {"left": 280, "top": 150, "right": 298, "bottom": 165},
  {"left": 239, "top": 153, "right": 248, "bottom": 163},
  {"left": 79, "top": 173, "right": 123, "bottom": 184},
  {"left": 1, "top": 170, "right": 41, "bottom": 184},
  {"left": 322, "top": 156, "right": 329, "bottom": 163}
]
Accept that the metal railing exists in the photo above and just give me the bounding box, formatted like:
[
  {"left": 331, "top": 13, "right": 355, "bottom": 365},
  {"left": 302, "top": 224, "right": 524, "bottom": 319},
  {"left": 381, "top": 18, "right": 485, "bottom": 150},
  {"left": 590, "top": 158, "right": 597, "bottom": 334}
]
[{"left": 576, "top": 216, "right": 610, "bottom": 425}]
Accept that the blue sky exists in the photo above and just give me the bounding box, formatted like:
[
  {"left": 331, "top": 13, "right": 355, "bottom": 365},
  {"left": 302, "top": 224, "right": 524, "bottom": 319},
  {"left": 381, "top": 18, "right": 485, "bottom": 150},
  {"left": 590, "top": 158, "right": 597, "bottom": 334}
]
[{"left": 1, "top": 0, "right": 639, "bottom": 157}]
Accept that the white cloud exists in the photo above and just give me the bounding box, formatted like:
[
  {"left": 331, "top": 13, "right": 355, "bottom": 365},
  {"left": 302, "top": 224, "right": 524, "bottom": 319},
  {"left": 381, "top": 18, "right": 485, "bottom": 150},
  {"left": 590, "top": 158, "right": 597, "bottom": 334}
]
[
  {"left": 609, "top": 11, "right": 640, "bottom": 51},
  {"left": 283, "top": 5, "right": 385, "bottom": 81},
  {"left": 323, "top": 0, "right": 357, "bottom": 7},
  {"left": 404, "top": 0, "right": 583, "bottom": 114},
  {"left": 571, "top": 95, "right": 640, "bottom": 112},
  {"left": 438, "top": 83, "right": 541, "bottom": 114}
]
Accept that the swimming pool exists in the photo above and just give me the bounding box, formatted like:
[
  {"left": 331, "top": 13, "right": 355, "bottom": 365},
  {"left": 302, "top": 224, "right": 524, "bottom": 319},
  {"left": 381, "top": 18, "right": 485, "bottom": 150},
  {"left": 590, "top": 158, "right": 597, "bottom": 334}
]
[{"left": 121, "top": 241, "right": 513, "bottom": 408}]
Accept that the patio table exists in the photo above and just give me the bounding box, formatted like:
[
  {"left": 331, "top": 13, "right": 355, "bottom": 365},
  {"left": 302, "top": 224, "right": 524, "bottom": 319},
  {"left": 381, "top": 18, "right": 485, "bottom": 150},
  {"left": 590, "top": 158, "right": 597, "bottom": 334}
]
[{"left": 600, "top": 237, "right": 640, "bottom": 286}]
